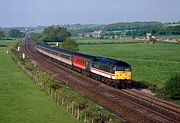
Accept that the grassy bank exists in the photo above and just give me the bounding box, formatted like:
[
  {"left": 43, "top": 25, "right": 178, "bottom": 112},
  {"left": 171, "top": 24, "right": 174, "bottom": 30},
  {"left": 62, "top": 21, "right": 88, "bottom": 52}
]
[{"left": 0, "top": 40, "right": 78, "bottom": 123}]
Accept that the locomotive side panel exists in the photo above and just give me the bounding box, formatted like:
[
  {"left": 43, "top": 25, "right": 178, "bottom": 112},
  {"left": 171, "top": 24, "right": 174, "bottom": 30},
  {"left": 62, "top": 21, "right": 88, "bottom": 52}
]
[{"left": 90, "top": 62, "right": 115, "bottom": 79}]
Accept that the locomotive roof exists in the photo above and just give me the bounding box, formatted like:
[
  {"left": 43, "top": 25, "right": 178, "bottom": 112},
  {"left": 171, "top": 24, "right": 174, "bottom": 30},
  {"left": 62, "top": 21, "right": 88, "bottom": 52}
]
[
  {"left": 93, "top": 57, "right": 131, "bottom": 67},
  {"left": 37, "top": 44, "right": 95, "bottom": 60}
]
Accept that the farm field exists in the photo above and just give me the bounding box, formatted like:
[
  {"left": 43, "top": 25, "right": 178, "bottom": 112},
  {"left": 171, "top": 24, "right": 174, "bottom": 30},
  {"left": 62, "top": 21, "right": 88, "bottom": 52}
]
[
  {"left": 78, "top": 40, "right": 180, "bottom": 89},
  {"left": 0, "top": 40, "right": 78, "bottom": 123},
  {"left": 72, "top": 37, "right": 142, "bottom": 44},
  {"left": 0, "top": 39, "right": 19, "bottom": 51}
]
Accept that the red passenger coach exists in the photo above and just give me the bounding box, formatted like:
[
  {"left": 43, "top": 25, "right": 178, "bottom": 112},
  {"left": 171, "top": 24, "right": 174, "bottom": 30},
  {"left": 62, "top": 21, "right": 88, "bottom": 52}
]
[
  {"left": 73, "top": 56, "right": 88, "bottom": 70},
  {"left": 72, "top": 53, "right": 95, "bottom": 72}
]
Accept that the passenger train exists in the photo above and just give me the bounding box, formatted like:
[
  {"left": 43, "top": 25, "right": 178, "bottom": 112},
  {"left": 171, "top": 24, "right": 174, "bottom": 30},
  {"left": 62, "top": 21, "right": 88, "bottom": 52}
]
[{"left": 35, "top": 44, "right": 132, "bottom": 88}]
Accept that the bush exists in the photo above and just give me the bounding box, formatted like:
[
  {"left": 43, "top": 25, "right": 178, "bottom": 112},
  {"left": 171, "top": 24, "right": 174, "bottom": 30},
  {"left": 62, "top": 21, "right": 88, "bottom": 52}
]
[
  {"left": 61, "top": 39, "right": 79, "bottom": 51},
  {"left": 164, "top": 74, "right": 180, "bottom": 99}
]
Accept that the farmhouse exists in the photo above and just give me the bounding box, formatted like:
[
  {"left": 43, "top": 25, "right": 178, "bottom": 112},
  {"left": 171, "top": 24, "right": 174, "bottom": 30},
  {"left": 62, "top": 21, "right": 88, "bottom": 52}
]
[
  {"left": 78, "top": 30, "right": 102, "bottom": 39},
  {"left": 91, "top": 30, "right": 102, "bottom": 38}
]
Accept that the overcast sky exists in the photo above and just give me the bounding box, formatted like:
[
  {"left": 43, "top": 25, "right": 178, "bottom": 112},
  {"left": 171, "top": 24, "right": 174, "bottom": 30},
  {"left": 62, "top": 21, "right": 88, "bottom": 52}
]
[{"left": 0, "top": 0, "right": 180, "bottom": 27}]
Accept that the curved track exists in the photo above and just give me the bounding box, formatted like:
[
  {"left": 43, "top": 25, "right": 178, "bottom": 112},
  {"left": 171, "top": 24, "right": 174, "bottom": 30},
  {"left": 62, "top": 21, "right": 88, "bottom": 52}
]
[{"left": 22, "top": 38, "right": 180, "bottom": 123}]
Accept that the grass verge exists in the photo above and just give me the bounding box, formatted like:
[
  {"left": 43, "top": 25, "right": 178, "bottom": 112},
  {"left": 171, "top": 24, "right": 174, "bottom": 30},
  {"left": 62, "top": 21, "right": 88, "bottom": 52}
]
[
  {"left": 11, "top": 41, "right": 123, "bottom": 122},
  {"left": 0, "top": 40, "right": 79, "bottom": 123}
]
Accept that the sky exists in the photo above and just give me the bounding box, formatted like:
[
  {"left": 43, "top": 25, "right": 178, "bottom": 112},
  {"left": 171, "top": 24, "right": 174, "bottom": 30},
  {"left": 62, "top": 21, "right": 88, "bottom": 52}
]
[{"left": 0, "top": 0, "right": 180, "bottom": 27}]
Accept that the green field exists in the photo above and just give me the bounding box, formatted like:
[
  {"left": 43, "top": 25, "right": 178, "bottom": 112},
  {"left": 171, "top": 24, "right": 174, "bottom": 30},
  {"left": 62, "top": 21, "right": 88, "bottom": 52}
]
[
  {"left": 77, "top": 40, "right": 180, "bottom": 88},
  {"left": 0, "top": 40, "right": 19, "bottom": 51},
  {"left": 0, "top": 40, "right": 78, "bottom": 123},
  {"left": 70, "top": 37, "right": 142, "bottom": 44}
]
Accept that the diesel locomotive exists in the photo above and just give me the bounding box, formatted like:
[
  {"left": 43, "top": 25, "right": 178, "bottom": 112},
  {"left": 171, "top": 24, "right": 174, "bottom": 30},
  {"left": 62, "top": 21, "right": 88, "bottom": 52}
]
[{"left": 35, "top": 44, "right": 132, "bottom": 88}]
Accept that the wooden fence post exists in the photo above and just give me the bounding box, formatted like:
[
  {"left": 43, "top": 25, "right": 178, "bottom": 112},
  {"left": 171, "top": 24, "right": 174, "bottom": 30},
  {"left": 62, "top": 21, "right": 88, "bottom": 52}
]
[
  {"left": 77, "top": 107, "right": 80, "bottom": 120},
  {"left": 62, "top": 98, "right": 64, "bottom": 107},
  {"left": 71, "top": 102, "right": 74, "bottom": 115},
  {"left": 57, "top": 94, "right": 60, "bottom": 104},
  {"left": 54, "top": 91, "right": 56, "bottom": 101}
]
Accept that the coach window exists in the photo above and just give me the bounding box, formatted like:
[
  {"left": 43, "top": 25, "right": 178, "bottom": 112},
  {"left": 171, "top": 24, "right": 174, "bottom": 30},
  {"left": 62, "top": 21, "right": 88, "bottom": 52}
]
[{"left": 77, "top": 59, "right": 80, "bottom": 63}]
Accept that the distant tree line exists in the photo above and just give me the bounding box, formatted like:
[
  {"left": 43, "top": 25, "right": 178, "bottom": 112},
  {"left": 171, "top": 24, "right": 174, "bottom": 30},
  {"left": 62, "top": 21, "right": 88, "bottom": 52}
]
[
  {"left": 69, "top": 21, "right": 162, "bottom": 35},
  {"left": 126, "top": 25, "right": 180, "bottom": 37},
  {"left": 67, "top": 21, "right": 180, "bottom": 37},
  {"left": 0, "top": 29, "right": 25, "bottom": 39},
  {"left": 31, "top": 26, "right": 78, "bottom": 51},
  {"left": 103, "top": 21, "right": 162, "bottom": 31},
  {"left": 8, "top": 29, "right": 25, "bottom": 38}
]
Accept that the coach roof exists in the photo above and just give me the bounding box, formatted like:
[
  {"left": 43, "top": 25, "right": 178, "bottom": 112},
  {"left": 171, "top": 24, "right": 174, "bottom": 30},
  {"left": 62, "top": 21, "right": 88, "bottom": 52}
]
[{"left": 38, "top": 44, "right": 95, "bottom": 60}]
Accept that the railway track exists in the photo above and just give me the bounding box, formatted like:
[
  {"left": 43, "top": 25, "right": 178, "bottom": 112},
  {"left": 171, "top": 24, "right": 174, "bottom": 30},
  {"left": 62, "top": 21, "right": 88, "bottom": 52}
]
[
  {"left": 22, "top": 38, "right": 180, "bottom": 123},
  {"left": 122, "top": 89, "right": 180, "bottom": 117}
]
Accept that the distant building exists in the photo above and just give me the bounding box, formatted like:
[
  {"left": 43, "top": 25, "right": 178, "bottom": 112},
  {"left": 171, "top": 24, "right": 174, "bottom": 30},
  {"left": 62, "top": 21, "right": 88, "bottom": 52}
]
[
  {"left": 146, "top": 33, "right": 152, "bottom": 40},
  {"left": 91, "top": 30, "right": 102, "bottom": 38},
  {"left": 78, "top": 33, "right": 91, "bottom": 38},
  {"left": 78, "top": 30, "right": 102, "bottom": 39}
]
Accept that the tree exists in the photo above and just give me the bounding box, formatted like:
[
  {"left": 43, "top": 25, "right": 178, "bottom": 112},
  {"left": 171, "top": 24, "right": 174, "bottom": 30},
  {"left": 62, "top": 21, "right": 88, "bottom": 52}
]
[
  {"left": 56, "top": 27, "right": 71, "bottom": 41},
  {"left": 0, "top": 31, "right": 5, "bottom": 39},
  {"left": 31, "top": 32, "right": 44, "bottom": 43},
  {"left": 8, "top": 29, "right": 24, "bottom": 38},
  {"left": 61, "top": 39, "right": 78, "bottom": 52},
  {"left": 31, "top": 27, "right": 72, "bottom": 43},
  {"left": 42, "top": 27, "right": 71, "bottom": 42},
  {"left": 164, "top": 74, "right": 180, "bottom": 99}
]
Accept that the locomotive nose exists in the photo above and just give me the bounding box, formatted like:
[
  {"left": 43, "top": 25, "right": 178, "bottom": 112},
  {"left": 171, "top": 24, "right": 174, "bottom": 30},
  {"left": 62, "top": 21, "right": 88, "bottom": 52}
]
[{"left": 115, "top": 71, "right": 131, "bottom": 80}]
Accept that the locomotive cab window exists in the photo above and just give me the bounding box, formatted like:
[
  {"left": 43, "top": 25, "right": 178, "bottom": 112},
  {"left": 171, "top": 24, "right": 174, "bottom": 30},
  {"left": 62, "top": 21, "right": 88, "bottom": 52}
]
[
  {"left": 116, "top": 66, "right": 131, "bottom": 71},
  {"left": 110, "top": 67, "right": 115, "bottom": 74},
  {"left": 124, "top": 66, "right": 131, "bottom": 71}
]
